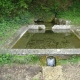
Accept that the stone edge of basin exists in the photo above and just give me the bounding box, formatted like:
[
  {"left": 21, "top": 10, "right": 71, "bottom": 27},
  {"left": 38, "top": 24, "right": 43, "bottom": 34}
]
[
  {"left": 70, "top": 25, "right": 80, "bottom": 40},
  {"left": 52, "top": 25, "right": 71, "bottom": 29},
  {"left": 28, "top": 25, "right": 46, "bottom": 30},
  {"left": 0, "top": 49, "right": 80, "bottom": 54}
]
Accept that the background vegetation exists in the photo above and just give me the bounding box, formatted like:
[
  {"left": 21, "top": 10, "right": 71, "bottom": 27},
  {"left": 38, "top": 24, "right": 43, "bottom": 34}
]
[
  {"left": 0, "top": 0, "right": 80, "bottom": 24},
  {"left": 0, "top": 54, "right": 40, "bottom": 66},
  {"left": 0, "top": 0, "right": 80, "bottom": 45},
  {"left": 59, "top": 55, "right": 80, "bottom": 65}
]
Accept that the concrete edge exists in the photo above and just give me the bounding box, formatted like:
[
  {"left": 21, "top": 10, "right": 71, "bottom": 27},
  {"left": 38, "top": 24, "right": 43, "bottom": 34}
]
[{"left": 0, "top": 49, "right": 80, "bottom": 54}]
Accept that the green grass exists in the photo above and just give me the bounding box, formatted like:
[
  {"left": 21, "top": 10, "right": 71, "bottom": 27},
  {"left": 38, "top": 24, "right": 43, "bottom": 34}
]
[
  {"left": 0, "top": 53, "right": 40, "bottom": 66},
  {"left": 0, "top": 54, "right": 80, "bottom": 66},
  {"left": 0, "top": 20, "right": 20, "bottom": 45},
  {"left": 59, "top": 55, "right": 80, "bottom": 65},
  {"left": 58, "top": 10, "right": 80, "bottom": 26},
  {"left": 0, "top": 11, "right": 33, "bottom": 45},
  {"left": 33, "top": 78, "right": 38, "bottom": 80}
]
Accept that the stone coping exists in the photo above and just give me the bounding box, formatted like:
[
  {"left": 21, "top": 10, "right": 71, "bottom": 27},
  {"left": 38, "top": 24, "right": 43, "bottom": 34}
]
[
  {"left": 28, "top": 25, "right": 46, "bottom": 29},
  {"left": 52, "top": 25, "right": 71, "bottom": 29},
  {"left": 0, "top": 49, "right": 80, "bottom": 54}
]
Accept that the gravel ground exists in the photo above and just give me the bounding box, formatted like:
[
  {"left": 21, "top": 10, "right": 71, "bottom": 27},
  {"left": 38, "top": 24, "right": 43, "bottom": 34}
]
[
  {"left": 62, "top": 62, "right": 80, "bottom": 80},
  {"left": 0, "top": 63, "right": 80, "bottom": 80},
  {"left": 0, "top": 64, "right": 43, "bottom": 80},
  {"left": 42, "top": 66, "right": 64, "bottom": 80}
]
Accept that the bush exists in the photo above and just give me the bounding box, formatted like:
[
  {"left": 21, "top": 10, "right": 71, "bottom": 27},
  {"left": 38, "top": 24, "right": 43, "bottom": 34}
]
[{"left": 0, "top": 53, "right": 13, "bottom": 65}]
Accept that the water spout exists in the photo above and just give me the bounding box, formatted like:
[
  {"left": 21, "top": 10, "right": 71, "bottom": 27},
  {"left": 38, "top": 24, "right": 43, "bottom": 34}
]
[{"left": 46, "top": 56, "right": 56, "bottom": 67}]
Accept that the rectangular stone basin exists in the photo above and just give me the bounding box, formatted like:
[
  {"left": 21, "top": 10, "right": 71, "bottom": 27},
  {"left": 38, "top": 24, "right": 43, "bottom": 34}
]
[{"left": 12, "top": 29, "right": 80, "bottom": 49}]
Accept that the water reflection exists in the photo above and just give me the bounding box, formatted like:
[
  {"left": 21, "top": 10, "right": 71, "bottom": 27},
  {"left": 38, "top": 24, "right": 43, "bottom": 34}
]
[{"left": 28, "top": 29, "right": 45, "bottom": 33}]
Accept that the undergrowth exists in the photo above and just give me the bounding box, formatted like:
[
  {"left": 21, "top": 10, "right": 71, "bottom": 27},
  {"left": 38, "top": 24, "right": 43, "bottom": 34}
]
[
  {"left": 0, "top": 53, "right": 80, "bottom": 66},
  {"left": 59, "top": 55, "right": 80, "bottom": 65},
  {"left": 58, "top": 10, "right": 80, "bottom": 26},
  {"left": 0, "top": 11, "right": 33, "bottom": 45},
  {"left": 0, "top": 54, "right": 40, "bottom": 66}
]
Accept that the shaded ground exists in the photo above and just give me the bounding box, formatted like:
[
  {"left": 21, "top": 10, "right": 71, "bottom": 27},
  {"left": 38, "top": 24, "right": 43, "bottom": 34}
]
[{"left": 0, "top": 63, "right": 80, "bottom": 80}]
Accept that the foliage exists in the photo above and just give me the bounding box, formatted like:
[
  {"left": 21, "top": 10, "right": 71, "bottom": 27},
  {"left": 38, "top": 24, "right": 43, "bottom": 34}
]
[
  {"left": 59, "top": 55, "right": 80, "bottom": 65},
  {"left": 0, "top": 0, "right": 32, "bottom": 18},
  {"left": 58, "top": 9, "right": 80, "bottom": 25},
  {"left": 0, "top": 11, "right": 33, "bottom": 45},
  {"left": 0, "top": 0, "right": 80, "bottom": 18},
  {"left": 0, "top": 53, "right": 13, "bottom": 65},
  {"left": 12, "top": 54, "right": 40, "bottom": 64},
  {"left": 0, "top": 0, "right": 80, "bottom": 22},
  {"left": 0, "top": 54, "right": 40, "bottom": 66}
]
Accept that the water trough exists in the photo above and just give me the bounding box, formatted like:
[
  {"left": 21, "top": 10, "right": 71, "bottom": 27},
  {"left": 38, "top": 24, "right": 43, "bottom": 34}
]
[{"left": 0, "top": 19, "right": 80, "bottom": 54}]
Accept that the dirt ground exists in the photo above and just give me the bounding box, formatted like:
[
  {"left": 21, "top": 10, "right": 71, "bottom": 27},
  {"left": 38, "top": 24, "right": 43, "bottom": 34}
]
[
  {"left": 0, "top": 64, "right": 43, "bottom": 80},
  {"left": 62, "top": 62, "right": 80, "bottom": 80},
  {"left": 0, "top": 63, "right": 80, "bottom": 80}
]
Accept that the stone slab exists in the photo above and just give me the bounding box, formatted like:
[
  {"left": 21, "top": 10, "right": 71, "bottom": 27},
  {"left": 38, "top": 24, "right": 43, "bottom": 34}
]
[
  {"left": 28, "top": 25, "right": 46, "bottom": 30},
  {"left": 52, "top": 25, "right": 71, "bottom": 29}
]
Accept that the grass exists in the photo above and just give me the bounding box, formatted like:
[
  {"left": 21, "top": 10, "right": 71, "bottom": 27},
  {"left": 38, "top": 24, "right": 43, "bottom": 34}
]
[
  {"left": 58, "top": 10, "right": 80, "bottom": 26},
  {"left": 0, "top": 54, "right": 80, "bottom": 66},
  {"left": 0, "top": 11, "right": 33, "bottom": 45},
  {"left": 0, "top": 20, "right": 21, "bottom": 45},
  {"left": 33, "top": 78, "right": 38, "bottom": 80},
  {"left": 59, "top": 55, "right": 80, "bottom": 65},
  {"left": 0, "top": 53, "right": 40, "bottom": 66}
]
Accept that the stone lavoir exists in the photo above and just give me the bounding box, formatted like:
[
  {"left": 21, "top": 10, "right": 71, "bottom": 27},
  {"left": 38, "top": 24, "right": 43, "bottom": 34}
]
[{"left": 12, "top": 25, "right": 80, "bottom": 49}]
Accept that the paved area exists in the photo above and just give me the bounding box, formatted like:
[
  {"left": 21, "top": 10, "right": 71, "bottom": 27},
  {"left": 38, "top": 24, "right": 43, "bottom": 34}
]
[{"left": 42, "top": 66, "right": 64, "bottom": 80}]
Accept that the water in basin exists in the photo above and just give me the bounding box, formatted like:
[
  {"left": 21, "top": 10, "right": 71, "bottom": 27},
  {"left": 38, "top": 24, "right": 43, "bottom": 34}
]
[{"left": 12, "top": 29, "right": 80, "bottom": 49}]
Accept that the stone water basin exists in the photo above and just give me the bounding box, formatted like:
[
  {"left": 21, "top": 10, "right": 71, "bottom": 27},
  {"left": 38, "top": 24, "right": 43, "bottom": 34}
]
[{"left": 12, "top": 25, "right": 80, "bottom": 49}]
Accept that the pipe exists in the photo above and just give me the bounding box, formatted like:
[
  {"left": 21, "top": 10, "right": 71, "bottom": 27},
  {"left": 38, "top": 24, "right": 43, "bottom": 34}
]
[{"left": 46, "top": 56, "right": 56, "bottom": 67}]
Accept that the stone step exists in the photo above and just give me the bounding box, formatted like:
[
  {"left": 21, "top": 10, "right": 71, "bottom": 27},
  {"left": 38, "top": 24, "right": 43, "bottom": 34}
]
[{"left": 42, "top": 66, "right": 65, "bottom": 80}]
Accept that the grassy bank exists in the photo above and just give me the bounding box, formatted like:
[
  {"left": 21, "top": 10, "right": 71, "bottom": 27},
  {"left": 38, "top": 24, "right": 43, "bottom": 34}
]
[
  {"left": 58, "top": 11, "right": 80, "bottom": 26},
  {"left": 0, "top": 53, "right": 80, "bottom": 66},
  {"left": 0, "top": 12, "right": 33, "bottom": 45},
  {"left": 59, "top": 55, "right": 80, "bottom": 65},
  {"left": 0, "top": 54, "right": 40, "bottom": 66}
]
